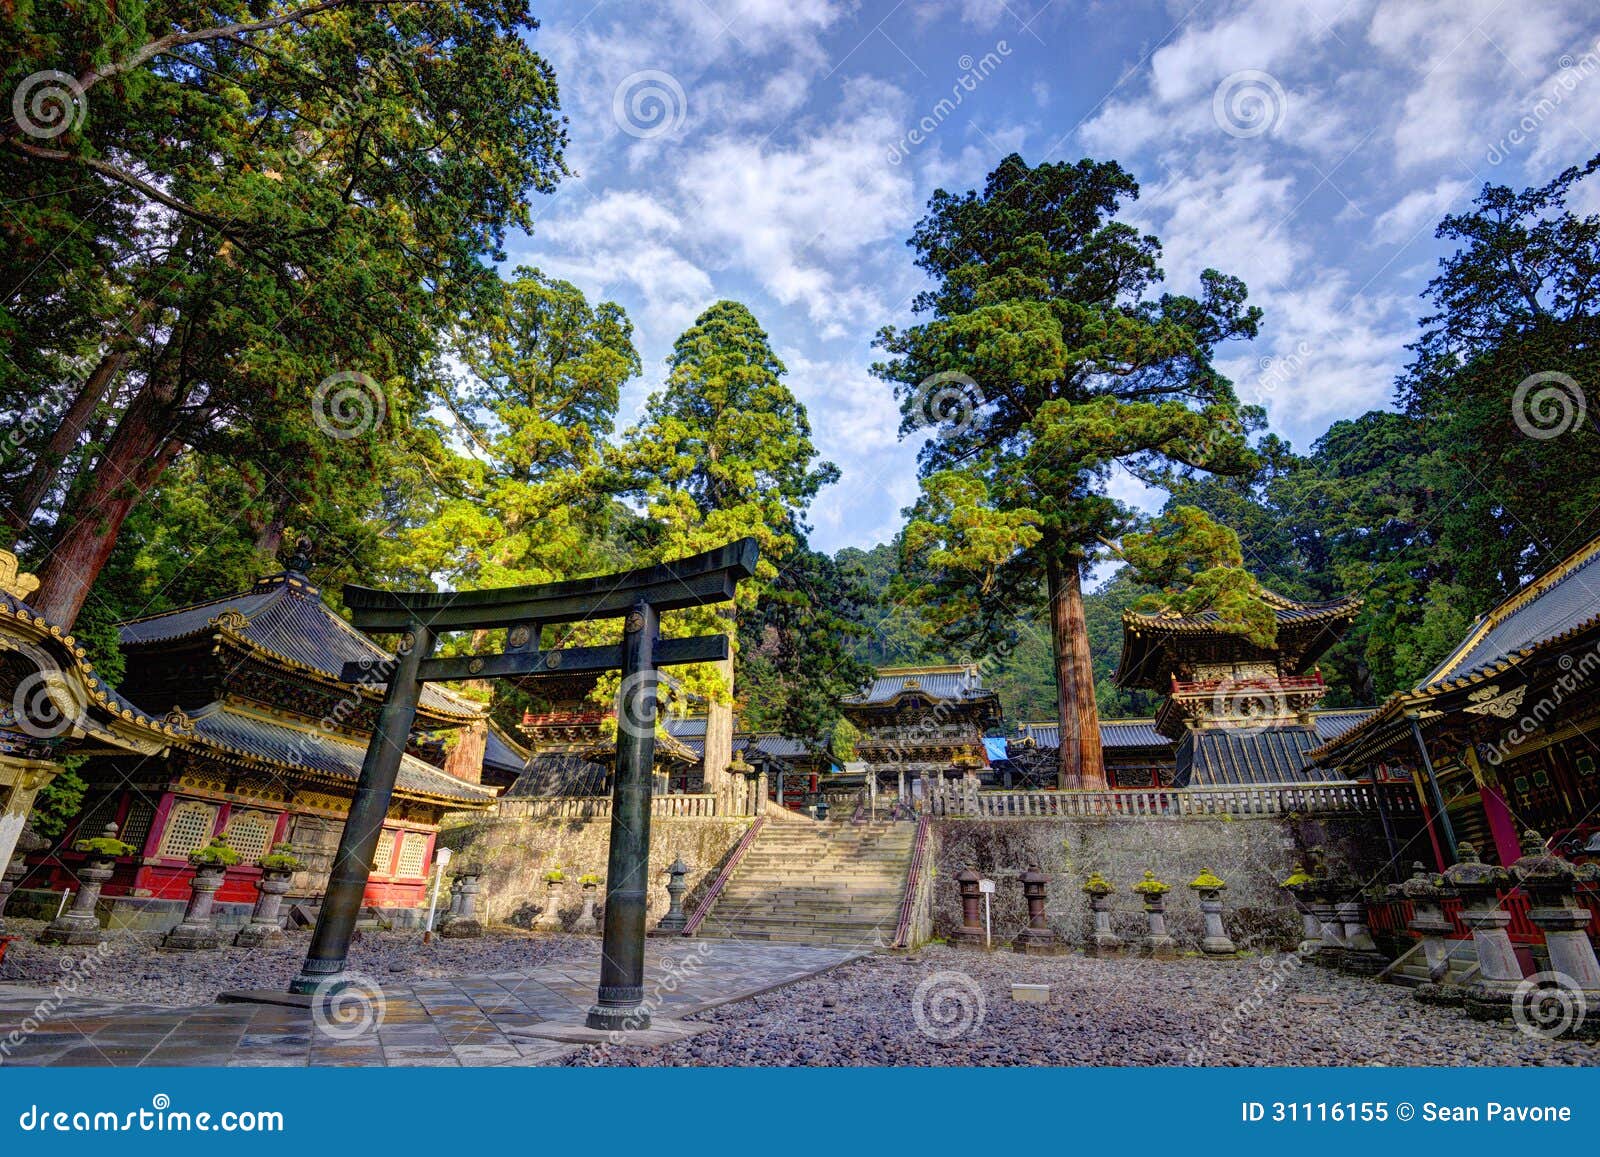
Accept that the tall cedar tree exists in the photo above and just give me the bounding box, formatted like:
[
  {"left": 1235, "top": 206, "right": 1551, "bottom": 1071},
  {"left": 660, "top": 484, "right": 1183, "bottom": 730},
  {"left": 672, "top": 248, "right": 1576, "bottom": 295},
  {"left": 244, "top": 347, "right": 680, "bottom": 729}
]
[
  {"left": 876, "top": 155, "right": 1264, "bottom": 787},
  {"left": 615, "top": 302, "right": 845, "bottom": 747},
  {"left": 1, "top": 2, "right": 567, "bottom": 627}
]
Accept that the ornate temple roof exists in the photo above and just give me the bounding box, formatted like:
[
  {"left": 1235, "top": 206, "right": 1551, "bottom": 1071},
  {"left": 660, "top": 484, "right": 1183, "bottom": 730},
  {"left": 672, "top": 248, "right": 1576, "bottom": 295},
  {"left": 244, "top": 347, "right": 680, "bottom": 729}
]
[
  {"left": 1309, "top": 532, "right": 1600, "bottom": 769},
  {"left": 502, "top": 752, "right": 611, "bottom": 798},
  {"left": 483, "top": 721, "right": 533, "bottom": 781},
  {"left": 663, "top": 716, "right": 823, "bottom": 762},
  {"left": 843, "top": 663, "right": 998, "bottom": 707},
  {"left": 1115, "top": 588, "right": 1362, "bottom": 690},
  {"left": 182, "top": 702, "right": 494, "bottom": 804},
  {"left": 119, "top": 568, "right": 483, "bottom": 724},
  {"left": 1174, "top": 726, "right": 1337, "bottom": 788},
  {"left": 1, "top": 556, "right": 187, "bottom": 761}
]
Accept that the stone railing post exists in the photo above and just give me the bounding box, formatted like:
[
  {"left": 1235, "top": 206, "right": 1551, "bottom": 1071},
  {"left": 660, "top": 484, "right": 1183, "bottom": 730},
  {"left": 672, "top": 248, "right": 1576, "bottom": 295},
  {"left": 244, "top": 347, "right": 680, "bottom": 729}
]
[
  {"left": 954, "top": 867, "right": 985, "bottom": 947},
  {"left": 163, "top": 864, "right": 227, "bottom": 950},
  {"left": 439, "top": 869, "right": 484, "bottom": 938},
  {"left": 1188, "top": 869, "right": 1237, "bottom": 956},
  {"left": 655, "top": 855, "right": 689, "bottom": 933},
  {"left": 1012, "top": 868, "right": 1058, "bottom": 955},
  {"left": 1442, "top": 842, "right": 1524, "bottom": 1021},
  {"left": 1510, "top": 830, "right": 1600, "bottom": 1037},
  {"left": 1133, "top": 871, "right": 1176, "bottom": 959},
  {"left": 1082, "top": 872, "right": 1123, "bottom": 957},
  {"left": 236, "top": 869, "right": 295, "bottom": 947}
]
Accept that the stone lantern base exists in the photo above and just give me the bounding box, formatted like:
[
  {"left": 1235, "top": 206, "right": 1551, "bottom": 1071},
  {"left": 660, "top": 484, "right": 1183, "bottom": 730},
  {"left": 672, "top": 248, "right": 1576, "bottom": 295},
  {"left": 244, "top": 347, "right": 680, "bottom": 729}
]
[
  {"left": 438, "top": 916, "right": 483, "bottom": 939},
  {"left": 37, "top": 913, "right": 106, "bottom": 947},
  {"left": 1011, "top": 927, "right": 1061, "bottom": 956},
  {"left": 233, "top": 921, "right": 286, "bottom": 948}
]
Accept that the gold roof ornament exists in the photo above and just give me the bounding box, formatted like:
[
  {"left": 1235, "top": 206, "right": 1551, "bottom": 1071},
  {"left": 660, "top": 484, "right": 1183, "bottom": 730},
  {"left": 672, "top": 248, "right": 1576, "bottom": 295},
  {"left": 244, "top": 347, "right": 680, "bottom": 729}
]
[{"left": 0, "top": 549, "right": 40, "bottom": 601}]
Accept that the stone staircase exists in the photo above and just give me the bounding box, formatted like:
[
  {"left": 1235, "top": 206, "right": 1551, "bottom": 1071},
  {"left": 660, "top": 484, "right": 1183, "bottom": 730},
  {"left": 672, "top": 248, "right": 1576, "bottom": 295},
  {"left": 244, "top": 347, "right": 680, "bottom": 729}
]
[{"left": 695, "top": 820, "right": 916, "bottom": 949}]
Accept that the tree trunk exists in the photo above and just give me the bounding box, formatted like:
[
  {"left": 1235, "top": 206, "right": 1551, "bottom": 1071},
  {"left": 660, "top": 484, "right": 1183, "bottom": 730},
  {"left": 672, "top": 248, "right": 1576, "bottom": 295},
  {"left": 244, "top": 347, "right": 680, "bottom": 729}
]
[
  {"left": 31, "top": 380, "right": 183, "bottom": 628},
  {"left": 6, "top": 348, "right": 131, "bottom": 535},
  {"left": 703, "top": 651, "right": 735, "bottom": 810},
  {"left": 1046, "top": 550, "right": 1106, "bottom": 790}
]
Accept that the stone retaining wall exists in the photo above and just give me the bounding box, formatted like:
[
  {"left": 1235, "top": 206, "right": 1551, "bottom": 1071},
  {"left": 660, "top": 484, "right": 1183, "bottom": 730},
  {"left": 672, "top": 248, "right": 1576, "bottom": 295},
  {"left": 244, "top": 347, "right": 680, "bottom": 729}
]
[
  {"left": 438, "top": 814, "right": 753, "bottom": 932},
  {"left": 928, "top": 813, "right": 1405, "bottom": 953}
]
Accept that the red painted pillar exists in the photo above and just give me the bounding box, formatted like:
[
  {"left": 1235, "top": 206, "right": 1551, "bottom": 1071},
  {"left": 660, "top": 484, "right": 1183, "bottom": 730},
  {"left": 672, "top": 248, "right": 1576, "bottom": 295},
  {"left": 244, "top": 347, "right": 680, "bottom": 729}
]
[{"left": 1480, "top": 784, "right": 1523, "bottom": 867}]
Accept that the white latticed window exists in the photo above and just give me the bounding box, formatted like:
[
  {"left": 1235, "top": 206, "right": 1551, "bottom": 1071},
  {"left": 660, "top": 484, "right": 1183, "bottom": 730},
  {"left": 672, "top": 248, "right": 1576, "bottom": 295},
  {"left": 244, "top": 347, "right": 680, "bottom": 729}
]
[
  {"left": 156, "top": 800, "right": 218, "bottom": 859},
  {"left": 371, "top": 828, "right": 396, "bottom": 874},
  {"left": 394, "top": 832, "right": 429, "bottom": 878},
  {"left": 222, "top": 809, "right": 277, "bottom": 863}
]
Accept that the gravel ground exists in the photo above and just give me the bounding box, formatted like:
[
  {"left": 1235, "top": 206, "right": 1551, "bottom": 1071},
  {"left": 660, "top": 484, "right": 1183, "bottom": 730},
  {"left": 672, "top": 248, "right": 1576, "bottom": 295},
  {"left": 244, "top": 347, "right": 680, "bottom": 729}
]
[
  {"left": 0, "top": 918, "right": 583, "bottom": 1007},
  {"left": 568, "top": 945, "right": 1600, "bottom": 1067}
]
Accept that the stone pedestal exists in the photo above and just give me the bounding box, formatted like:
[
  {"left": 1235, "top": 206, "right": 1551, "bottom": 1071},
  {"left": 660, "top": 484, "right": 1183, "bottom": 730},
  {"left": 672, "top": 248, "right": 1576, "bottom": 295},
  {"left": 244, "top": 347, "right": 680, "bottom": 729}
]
[
  {"left": 1134, "top": 871, "right": 1176, "bottom": 959},
  {"left": 1332, "top": 883, "right": 1387, "bottom": 975},
  {"left": 654, "top": 856, "right": 689, "bottom": 934},
  {"left": 439, "top": 871, "right": 483, "bottom": 938},
  {"left": 163, "top": 864, "right": 227, "bottom": 949},
  {"left": 235, "top": 870, "right": 294, "bottom": 947},
  {"left": 1510, "top": 831, "right": 1600, "bottom": 1038},
  {"left": 1442, "top": 843, "right": 1524, "bottom": 1020},
  {"left": 1012, "top": 868, "right": 1058, "bottom": 955},
  {"left": 1082, "top": 873, "right": 1123, "bottom": 957},
  {"left": 1396, "top": 862, "right": 1453, "bottom": 986},
  {"left": 536, "top": 877, "right": 564, "bottom": 931},
  {"left": 954, "top": 867, "right": 985, "bottom": 948},
  {"left": 1188, "top": 870, "right": 1236, "bottom": 957},
  {"left": 579, "top": 882, "right": 600, "bottom": 932},
  {"left": 38, "top": 856, "right": 115, "bottom": 945}
]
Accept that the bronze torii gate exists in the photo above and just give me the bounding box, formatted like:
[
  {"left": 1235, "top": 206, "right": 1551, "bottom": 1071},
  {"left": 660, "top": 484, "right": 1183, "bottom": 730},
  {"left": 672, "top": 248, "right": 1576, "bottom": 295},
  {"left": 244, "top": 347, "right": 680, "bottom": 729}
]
[{"left": 289, "top": 538, "right": 758, "bottom": 1031}]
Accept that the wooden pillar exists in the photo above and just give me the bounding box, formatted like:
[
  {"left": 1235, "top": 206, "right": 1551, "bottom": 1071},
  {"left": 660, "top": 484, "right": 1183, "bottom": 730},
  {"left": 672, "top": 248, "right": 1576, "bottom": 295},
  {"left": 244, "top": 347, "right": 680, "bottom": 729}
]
[
  {"left": 291, "top": 622, "right": 433, "bottom": 994},
  {"left": 1409, "top": 715, "right": 1457, "bottom": 867},
  {"left": 587, "top": 600, "right": 659, "bottom": 1031},
  {"left": 1463, "top": 744, "right": 1522, "bottom": 866}
]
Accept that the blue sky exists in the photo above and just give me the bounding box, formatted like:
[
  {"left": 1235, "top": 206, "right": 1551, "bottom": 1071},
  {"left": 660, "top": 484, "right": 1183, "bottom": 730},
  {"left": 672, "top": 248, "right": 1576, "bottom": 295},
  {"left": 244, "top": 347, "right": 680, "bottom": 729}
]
[{"left": 512, "top": 0, "right": 1600, "bottom": 554}]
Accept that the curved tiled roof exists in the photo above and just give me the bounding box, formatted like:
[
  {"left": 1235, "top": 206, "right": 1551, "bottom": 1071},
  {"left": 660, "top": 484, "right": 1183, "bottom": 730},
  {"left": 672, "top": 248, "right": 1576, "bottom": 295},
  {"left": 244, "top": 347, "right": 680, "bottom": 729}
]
[
  {"left": 1418, "top": 535, "right": 1600, "bottom": 692},
  {"left": 185, "top": 703, "right": 494, "bottom": 804},
  {"left": 120, "top": 570, "right": 482, "bottom": 722},
  {"left": 1175, "top": 726, "right": 1339, "bottom": 788},
  {"left": 483, "top": 721, "right": 533, "bottom": 777},
  {"left": 1310, "top": 708, "right": 1376, "bottom": 743},
  {"left": 0, "top": 592, "right": 187, "bottom": 749},
  {"left": 1012, "top": 719, "right": 1170, "bottom": 750},
  {"left": 1121, "top": 588, "right": 1362, "bottom": 635},
  {"left": 842, "top": 664, "right": 1000, "bottom": 707},
  {"left": 1309, "top": 532, "right": 1600, "bottom": 768},
  {"left": 503, "top": 752, "right": 610, "bottom": 798}
]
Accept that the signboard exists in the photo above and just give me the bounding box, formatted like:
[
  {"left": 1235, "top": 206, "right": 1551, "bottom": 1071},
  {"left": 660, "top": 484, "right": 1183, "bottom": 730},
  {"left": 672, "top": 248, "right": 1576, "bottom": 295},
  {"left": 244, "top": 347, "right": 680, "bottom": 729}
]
[{"left": 978, "top": 878, "right": 995, "bottom": 894}]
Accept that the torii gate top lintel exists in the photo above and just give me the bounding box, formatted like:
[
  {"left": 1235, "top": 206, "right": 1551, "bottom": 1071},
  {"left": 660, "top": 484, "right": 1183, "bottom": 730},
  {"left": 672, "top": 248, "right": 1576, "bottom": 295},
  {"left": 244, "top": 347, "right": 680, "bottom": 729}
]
[{"left": 341, "top": 536, "right": 759, "bottom": 634}]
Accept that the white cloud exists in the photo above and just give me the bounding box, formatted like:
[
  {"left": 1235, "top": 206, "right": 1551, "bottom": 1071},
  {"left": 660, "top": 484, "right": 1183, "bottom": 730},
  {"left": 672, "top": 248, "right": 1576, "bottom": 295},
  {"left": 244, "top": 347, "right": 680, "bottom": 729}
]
[{"left": 1371, "top": 177, "right": 1469, "bottom": 244}]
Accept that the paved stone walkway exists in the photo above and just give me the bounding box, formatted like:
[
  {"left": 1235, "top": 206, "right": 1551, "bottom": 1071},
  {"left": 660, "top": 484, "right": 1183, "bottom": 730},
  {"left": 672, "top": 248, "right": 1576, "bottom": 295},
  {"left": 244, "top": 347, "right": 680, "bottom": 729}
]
[{"left": 0, "top": 940, "right": 862, "bottom": 1067}]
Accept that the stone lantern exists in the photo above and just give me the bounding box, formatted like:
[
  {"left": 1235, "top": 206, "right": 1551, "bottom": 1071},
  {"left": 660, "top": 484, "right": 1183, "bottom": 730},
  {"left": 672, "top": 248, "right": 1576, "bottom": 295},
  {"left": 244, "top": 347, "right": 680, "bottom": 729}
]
[
  {"left": 1329, "top": 874, "right": 1386, "bottom": 975},
  {"left": 163, "top": 837, "right": 241, "bottom": 950},
  {"left": 578, "top": 873, "right": 603, "bottom": 932},
  {"left": 655, "top": 855, "right": 690, "bottom": 933},
  {"left": 1188, "top": 869, "right": 1237, "bottom": 956},
  {"left": 1082, "top": 872, "right": 1123, "bottom": 957},
  {"left": 1509, "top": 830, "right": 1600, "bottom": 1035},
  {"left": 1440, "top": 842, "right": 1523, "bottom": 1020},
  {"left": 1280, "top": 864, "right": 1325, "bottom": 956},
  {"left": 439, "top": 866, "right": 484, "bottom": 938},
  {"left": 1132, "top": 870, "right": 1177, "bottom": 959},
  {"left": 39, "top": 822, "right": 130, "bottom": 946},
  {"left": 1012, "top": 868, "right": 1058, "bottom": 955},
  {"left": 1393, "top": 861, "right": 1454, "bottom": 986},
  {"left": 954, "top": 867, "right": 985, "bottom": 947},
  {"left": 0, "top": 827, "right": 48, "bottom": 934},
  {"left": 236, "top": 844, "right": 301, "bottom": 947},
  {"left": 536, "top": 869, "right": 565, "bottom": 931}
]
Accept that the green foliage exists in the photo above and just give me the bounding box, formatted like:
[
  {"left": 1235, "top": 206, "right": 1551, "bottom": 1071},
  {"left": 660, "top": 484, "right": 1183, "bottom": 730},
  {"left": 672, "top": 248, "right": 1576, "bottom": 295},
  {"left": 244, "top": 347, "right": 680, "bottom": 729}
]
[
  {"left": 31, "top": 764, "right": 88, "bottom": 840},
  {"left": 543, "top": 868, "right": 565, "bottom": 883},
  {"left": 73, "top": 821, "right": 135, "bottom": 858},
  {"left": 189, "top": 836, "right": 242, "bottom": 867},
  {"left": 256, "top": 843, "right": 303, "bottom": 873}
]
